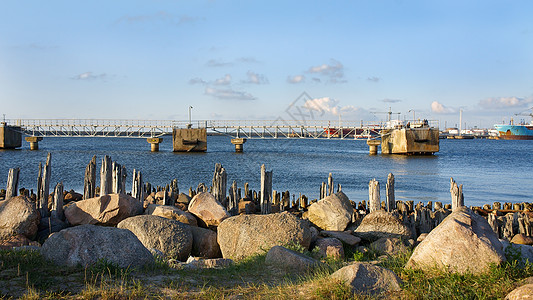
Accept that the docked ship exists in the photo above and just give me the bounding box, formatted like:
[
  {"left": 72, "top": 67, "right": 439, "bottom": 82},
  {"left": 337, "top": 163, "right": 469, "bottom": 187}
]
[{"left": 494, "top": 108, "right": 533, "bottom": 140}]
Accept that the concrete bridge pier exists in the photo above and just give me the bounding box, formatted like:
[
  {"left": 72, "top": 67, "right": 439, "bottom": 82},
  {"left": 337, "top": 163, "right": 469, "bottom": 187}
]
[
  {"left": 147, "top": 137, "right": 163, "bottom": 152},
  {"left": 25, "top": 136, "right": 43, "bottom": 150},
  {"left": 0, "top": 123, "right": 22, "bottom": 149},
  {"left": 366, "top": 139, "right": 380, "bottom": 155},
  {"left": 231, "top": 138, "right": 247, "bottom": 153}
]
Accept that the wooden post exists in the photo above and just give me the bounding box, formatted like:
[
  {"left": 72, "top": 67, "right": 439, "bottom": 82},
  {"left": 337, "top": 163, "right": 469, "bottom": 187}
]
[
  {"left": 5, "top": 168, "right": 20, "bottom": 200},
  {"left": 368, "top": 178, "right": 380, "bottom": 213},
  {"left": 83, "top": 156, "right": 96, "bottom": 199},
  {"left": 38, "top": 153, "right": 52, "bottom": 218},
  {"left": 386, "top": 173, "right": 395, "bottom": 212},
  {"left": 211, "top": 163, "right": 227, "bottom": 205},
  {"left": 228, "top": 180, "right": 238, "bottom": 216},
  {"left": 260, "top": 164, "right": 272, "bottom": 214},
  {"left": 450, "top": 177, "right": 464, "bottom": 210},
  {"left": 132, "top": 169, "right": 144, "bottom": 202},
  {"left": 100, "top": 155, "right": 112, "bottom": 196},
  {"left": 37, "top": 162, "right": 42, "bottom": 202},
  {"left": 197, "top": 182, "right": 207, "bottom": 193},
  {"left": 51, "top": 182, "right": 64, "bottom": 221},
  {"left": 111, "top": 161, "right": 122, "bottom": 194},
  {"left": 328, "top": 173, "right": 334, "bottom": 196}
]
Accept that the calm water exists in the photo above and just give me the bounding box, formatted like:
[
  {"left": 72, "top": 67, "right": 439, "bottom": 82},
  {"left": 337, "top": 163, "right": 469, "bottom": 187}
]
[{"left": 1, "top": 136, "right": 532, "bottom": 207}]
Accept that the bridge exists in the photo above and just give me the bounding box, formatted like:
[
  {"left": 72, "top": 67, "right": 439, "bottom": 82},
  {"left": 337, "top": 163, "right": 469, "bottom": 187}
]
[{"left": 1, "top": 118, "right": 438, "bottom": 152}]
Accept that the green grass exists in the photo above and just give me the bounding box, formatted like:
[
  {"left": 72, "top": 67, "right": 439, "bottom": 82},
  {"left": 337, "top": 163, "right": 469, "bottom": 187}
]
[{"left": 1, "top": 245, "right": 533, "bottom": 299}]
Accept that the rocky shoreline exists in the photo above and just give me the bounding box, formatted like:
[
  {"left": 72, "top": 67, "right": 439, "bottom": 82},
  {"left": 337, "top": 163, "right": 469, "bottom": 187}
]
[{"left": 1, "top": 154, "right": 533, "bottom": 298}]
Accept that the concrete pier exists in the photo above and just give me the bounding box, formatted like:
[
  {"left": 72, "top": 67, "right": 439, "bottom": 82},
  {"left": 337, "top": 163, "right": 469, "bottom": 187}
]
[
  {"left": 381, "top": 127, "right": 439, "bottom": 154},
  {"left": 0, "top": 123, "right": 22, "bottom": 149},
  {"left": 366, "top": 139, "right": 380, "bottom": 155},
  {"left": 147, "top": 137, "right": 163, "bottom": 152},
  {"left": 231, "top": 138, "right": 247, "bottom": 153},
  {"left": 172, "top": 128, "right": 207, "bottom": 152},
  {"left": 25, "top": 136, "right": 43, "bottom": 150}
]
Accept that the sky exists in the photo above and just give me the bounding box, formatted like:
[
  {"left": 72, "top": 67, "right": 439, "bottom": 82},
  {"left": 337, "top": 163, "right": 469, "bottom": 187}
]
[{"left": 1, "top": 0, "right": 532, "bottom": 129}]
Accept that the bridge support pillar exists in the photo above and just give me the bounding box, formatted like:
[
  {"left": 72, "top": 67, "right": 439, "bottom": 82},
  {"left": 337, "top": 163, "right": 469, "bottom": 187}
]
[
  {"left": 231, "top": 138, "right": 246, "bottom": 153},
  {"left": 147, "top": 137, "right": 163, "bottom": 152},
  {"left": 25, "top": 136, "right": 43, "bottom": 150},
  {"left": 366, "top": 139, "right": 380, "bottom": 155},
  {"left": 0, "top": 123, "right": 22, "bottom": 149}
]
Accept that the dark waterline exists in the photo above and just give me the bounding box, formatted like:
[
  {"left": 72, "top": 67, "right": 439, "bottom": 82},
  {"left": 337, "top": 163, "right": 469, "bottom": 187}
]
[{"left": 1, "top": 136, "right": 532, "bottom": 207}]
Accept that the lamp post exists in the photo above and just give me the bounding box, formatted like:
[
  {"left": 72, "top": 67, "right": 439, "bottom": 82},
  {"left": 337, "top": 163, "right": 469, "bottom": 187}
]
[
  {"left": 188, "top": 106, "right": 193, "bottom": 128},
  {"left": 408, "top": 109, "right": 415, "bottom": 121}
]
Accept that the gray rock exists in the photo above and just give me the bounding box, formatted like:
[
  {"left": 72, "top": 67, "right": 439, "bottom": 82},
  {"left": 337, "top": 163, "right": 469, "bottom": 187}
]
[
  {"left": 176, "top": 193, "right": 191, "bottom": 204},
  {"left": 36, "top": 216, "right": 66, "bottom": 243},
  {"left": 354, "top": 210, "right": 411, "bottom": 242},
  {"left": 188, "top": 192, "right": 230, "bottom": 227},
  {"left": 117, "top": 215, "right": 193, "bottom": 261},
  {"left": 64, "top": 193, "right": 143, "bottom": 226},
  {"left": 321, "top": 230, "right": 361, "bottom": 246},
  {"left": 189, "top": 225, "right": 221, "bottom": 258},
  {"left": 144, "top": 204, "right": 197, "bottom": 226},
  {"left": 331, "top": 262, "right": 402, "bottom": 295},
  {"left": 41, "top": 224, "right": 153, "bottom": 268},
  {"left": 0, "top": 195, "right": 40, "bottom": 240},
  {"left": 306, "top": 191, "right": 353, "bottom": 231},
  {"left": 505, "top": 283, "right": 533, "bottom": 300},
  {"left": 406, "top": 207, "right": 506, "bottom": 274},
  {"left": 501, "top": 240, "right": 533, "bottom": 266},
  {"left": 185, "top": 257, "right": 234, "bottom": 269},
  {"left": 315, "top": 237, "right": 344, "bottom": 259},
  {"left": 218, "top": 212, "right": 311, "bottom": 260},
  {"left": 265, "top": 246, "right": 320, "bottom": 272},
  {"left": 370, "top": 237, "right": 409, "bottom": 256}
]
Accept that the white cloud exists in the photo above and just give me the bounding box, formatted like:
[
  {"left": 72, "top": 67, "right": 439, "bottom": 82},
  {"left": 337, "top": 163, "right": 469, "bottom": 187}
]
[
  {"left": 206, "top": 59, "right": 233, "bottom": 68},
  {"left": 214, "top": 74, "right": 232, "bottom": 85},
  {"left": 307, "top": 59, "right": 346, "bottom": 83},
  {"left": 71, "top": 72, "right": 106, "bottom": 81},
  {"left": 431, "top": 101, "right": 457, "bottom": 114},
  {"left": 367, "top": 76, "right": 380, "bottom": 82},
  {"left": 287, "top": 75, "right": 305, "bottom": 84},
  {"left": 205, "top": 87, "right": 256, "bottom": 100},
  {"left": 382, "top": 98, "right": 402, "bottom": 103},
  {"left": 242, "top": 71, "right": 268, "bottom": 84},
  {"left": 478, "top": 96, "right": 533, "bottom": 110},
  {"left": 189, "top": 77, "right": 207, "bottom": 85},
  {"left": 302, "top": 97, "right": 368, "bottom": 119}
]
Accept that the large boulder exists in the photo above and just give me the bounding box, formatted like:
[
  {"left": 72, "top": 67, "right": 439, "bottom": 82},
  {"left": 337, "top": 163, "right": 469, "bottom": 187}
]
[
  {"left": 144, "top": 204, "right": 197, "bottom": 226},
  {"left": 406, "top": 207, "right": 506, "bottom": 274},
  {"left": 218, "top": 212, "right": 312, "bottom": 260},
  {"left": 354, "top": 210, "right": 411, "bottom": 242},
  {"left": 331, "top": 262, "right": 402, "bottom": 295},
  {"left": 117, "top": 215, "right": 193, "bottom": 261},
  {"left": 189, "top": 226, "right": 221, "bottom": 258},
  {"left": 64, "top": 193, "right": 143, "bottom": 226},
  {"left": 265, "top": 246, "right": 320, "bottom": 272},
  {"left": 321, "top": 230, "right": 361, "bottom": 246},
  {"left": 0, "top": 234, "right": 39, "bottom": 250},
  {"left": 188, "top": 192, "right": 230, "bottom": 227},
  {"left": 370, "top": 237, "right": 410, "bottom": 256},
  {"left": 315, "top": 237, "right": 344, "bottom": 260},
  {"left": 306, "top": 191, "right": 353, "bottom": 231},
  {"left": 501, "top": 240, "right": 533, "bottom": 266},
  {"left": 505, "top": 284, "right": 533, "bottom": 300},
  {"left": 0, "top": 195, "right": 40, "bottom": 239},
  {"left": 41, "top": 224, "right": 153, "bottom": 268}
]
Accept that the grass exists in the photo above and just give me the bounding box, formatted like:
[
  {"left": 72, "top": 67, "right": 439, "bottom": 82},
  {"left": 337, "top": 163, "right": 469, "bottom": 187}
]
[{"left": 1, "top": 244, "right": 533, "bottom": 299}]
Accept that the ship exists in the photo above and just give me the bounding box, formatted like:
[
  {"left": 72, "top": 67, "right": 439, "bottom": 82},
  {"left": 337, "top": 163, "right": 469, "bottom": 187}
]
[{"left": 494, "top": 107, "right": 533, "bottom": 140}]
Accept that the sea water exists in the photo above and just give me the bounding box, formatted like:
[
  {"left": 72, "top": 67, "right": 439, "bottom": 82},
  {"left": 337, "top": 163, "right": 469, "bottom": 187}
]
[{"left": 1, "top": 136, "right": 532, "bottom": 207}]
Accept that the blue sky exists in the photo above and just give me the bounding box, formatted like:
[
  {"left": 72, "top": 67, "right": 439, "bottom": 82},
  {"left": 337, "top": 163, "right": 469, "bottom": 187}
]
[{"left": 1, "top": 1, "right": 532, "bottom": 128}]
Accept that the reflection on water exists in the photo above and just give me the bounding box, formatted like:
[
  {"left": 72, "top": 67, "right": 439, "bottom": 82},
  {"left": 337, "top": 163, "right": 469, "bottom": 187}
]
[{"left": 0, "top": 137, "right": 532, "bottom": 207}]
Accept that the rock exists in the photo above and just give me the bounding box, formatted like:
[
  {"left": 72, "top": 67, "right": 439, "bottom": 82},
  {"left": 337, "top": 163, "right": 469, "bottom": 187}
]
[
  {"left": 189, "top": 225, "right": 221, "bottom": 258},
  {"left": 41, "top": 224, "right": 153, "bottom": 268},
  {"left": 306, "top": 191, "right": 353, "bottom": 231},
  {"left": 36, "top": 217, "right": 67, "bottom": 243},
  {"left": 64, "top": 193, "right": 143, "bottom": 226},
  {"left": 265, "top": 246, "right": 320, "bottom": 272},
  {"left": 310, "top": 227, "right": 319, "bottom": 244},
  {"left": 188, "top": 192, "right": 230, "bottom": 227},
  {"left": 321, "top": 230, "right": 361, "bottom": 246},
  {"left": 501, "top": 241, "right": 533, "bottom": 266},
  {"left": 353, "top": 210, "right": 411, "bottom": 242},
  {"left": 406, "top": 207, "right": 506, "bottom": 274},
  {"left": 117, "top": 215, "right": 193, "bottom": 261},
  {"left": 144, "top": 204, "right": 197, "bottom": 226},
  {"left": 238, "top": 200, "right": 256, "bottom": 214},
  {"left": 218, "top": 212, "right": 312, "bottom": 260},
  {"left": 370, "top": 237, "right": 409, "bottom": 256},
  {"left": 505, "top": 283, "right": 533, "bottom": 300},
  {"left": 511, "top": 234, "right": 533, "bottom": 245},
  {"left": 176, "top": 193, "right": 191, "bottom": 205},
  {"left": 64, "top": 191, "right": 82, "bottom": 203},
  {"left": 0, "top": 195, "right": 40, "bottom": 240},
  {"left": 315, "top": 237, "right": 344, "bottom": 259},
  {"left": 416, "top": 233, "right": 428, "bottom": 243},
  {"left": 331, "top": 262, "right": 402, "bottom": 295},
  {"left": 185, "top": 257, "right": 234, "bottom": 269},
  {"left": 0, "top": 235, "right": 39, "bottom": 250}
]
